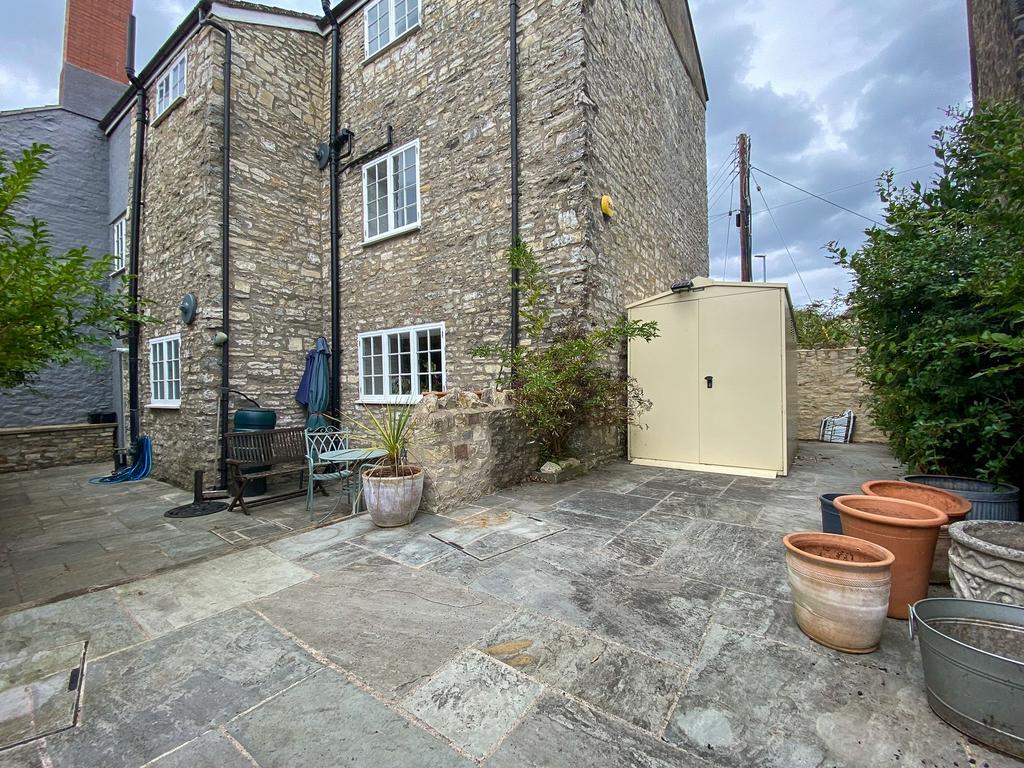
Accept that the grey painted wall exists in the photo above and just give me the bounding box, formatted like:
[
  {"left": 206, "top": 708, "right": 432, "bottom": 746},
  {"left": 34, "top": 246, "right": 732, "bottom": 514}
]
[
  {"left": 0, "top": 107, "right": 116, "bottom": 427},
  {"left": 107, "top": 117, "right": 130, "bottom": 221},
  {"left": 61, "top": 64, "right": 127, "bottom": 122}
]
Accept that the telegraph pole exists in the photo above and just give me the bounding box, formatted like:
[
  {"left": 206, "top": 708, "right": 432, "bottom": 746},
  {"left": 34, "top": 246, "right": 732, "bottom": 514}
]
[{"left": 737, "top": 133, "right": 753, "bottom": 282}]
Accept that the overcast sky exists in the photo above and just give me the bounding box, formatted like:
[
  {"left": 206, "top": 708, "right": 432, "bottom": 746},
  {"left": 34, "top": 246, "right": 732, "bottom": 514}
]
[{"left": 2, "top": 1, "right": 971, "bottom": 306}]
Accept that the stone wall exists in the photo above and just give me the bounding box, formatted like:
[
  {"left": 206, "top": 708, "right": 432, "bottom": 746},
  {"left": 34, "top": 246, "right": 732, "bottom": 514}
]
[
  {"left": 796, "top": 348, "right": 885, "bottom": 443},
  {"left": 0, "top": 107, "right": 116, "bottom": 427},
  {"left": 0, "top": 423, "right": 116, "bottom": 474},
  {"left": 968, "top": 0, "right": 1024, "bottom": 103},
  {"left": 411, "top": 389, "right": 537, "bottom": 513}
]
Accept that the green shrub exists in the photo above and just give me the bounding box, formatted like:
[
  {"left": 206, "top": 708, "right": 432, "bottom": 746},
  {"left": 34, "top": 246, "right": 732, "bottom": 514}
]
[
  {"left": 793, "top": 293, "right": 857, "bottom": 349},
  {"left": 830, "top": 102, "right": 1024, "bottom": 486},
  {"left": 475, "top": 240, "right": 658, "bottom": 461}
]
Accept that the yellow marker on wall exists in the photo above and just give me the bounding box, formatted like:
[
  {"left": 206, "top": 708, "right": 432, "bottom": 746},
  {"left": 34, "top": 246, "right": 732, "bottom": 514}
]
[{"left": 600, "top": 194, "right": 615, "bottom": 217}]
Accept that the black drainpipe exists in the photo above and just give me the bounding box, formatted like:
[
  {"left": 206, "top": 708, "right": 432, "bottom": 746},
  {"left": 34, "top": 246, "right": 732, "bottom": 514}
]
[
  {"left": 509, "top": 0, "right": 520, "bottom": 352},
  {"left": 323, "top": 0, "right": 342, "bottom": 419},
  {"left": 125, "top": 15, "right": 146, "bottom": 449},
  {"left": 199, "top": 11, "right": 233, "bottom": 489}
]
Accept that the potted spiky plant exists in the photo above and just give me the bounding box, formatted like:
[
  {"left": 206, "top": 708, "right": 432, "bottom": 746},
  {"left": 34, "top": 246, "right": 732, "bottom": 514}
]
[{"left": 350, "top": 404, "right": 424, "bottom": 527}]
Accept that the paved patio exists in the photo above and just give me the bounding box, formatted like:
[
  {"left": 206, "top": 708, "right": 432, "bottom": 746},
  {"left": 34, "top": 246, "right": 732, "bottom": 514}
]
[
  {"left": 0, "top": 443, "right": 1017, "bottom": 767},
  {"left": 0, "top": 465, "right": 352, "bottom": 610}
]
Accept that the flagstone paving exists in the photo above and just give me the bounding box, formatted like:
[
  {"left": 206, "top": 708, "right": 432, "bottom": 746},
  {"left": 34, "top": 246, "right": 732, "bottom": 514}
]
[{"left": 0, "top": 442, "right": 1018, "bottom": 767}]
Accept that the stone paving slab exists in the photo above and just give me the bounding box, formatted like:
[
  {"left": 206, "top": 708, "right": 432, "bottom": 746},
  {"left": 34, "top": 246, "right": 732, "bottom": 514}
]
[
  {"left": 226, "top": 667, "right": 474, "bottom": 767},
  {"left": 0, "top": 642, "right": 83, "bottom": 751},
  {"left": 149, "top": 729, "right": 255, "bottom": 767},
  {"left": 431, "top": 510, "right": 564, "bottom": 560}
]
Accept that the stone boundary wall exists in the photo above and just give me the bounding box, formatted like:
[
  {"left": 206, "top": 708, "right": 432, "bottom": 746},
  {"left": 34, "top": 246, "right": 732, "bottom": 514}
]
[
  {"left": 796, "top": 348, "right": 886, "bottom": 444},
  {"left": 0, "top": 423, "right": 116, "bottom": 474}
]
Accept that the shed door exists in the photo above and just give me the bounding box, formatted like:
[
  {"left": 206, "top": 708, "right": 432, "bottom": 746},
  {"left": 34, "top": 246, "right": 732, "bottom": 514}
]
[
  {"left": 629, "top": 299, "right": 699, "bottom": 463},
  {"left": 698, "top": 290, "right": 783, "bottom": 470}
]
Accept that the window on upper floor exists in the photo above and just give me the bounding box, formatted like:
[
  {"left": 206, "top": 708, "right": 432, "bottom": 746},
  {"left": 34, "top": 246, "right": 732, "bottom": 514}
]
[
  {"left": 111, "top": 213, "right": 127, "bottom": 274},
  {"left": 155, "top": 53, "right": 187, "bottom": 117},
  {"left": 364, "top": 0, "right": 420, "bottom": 59},
  {"left": 358, "top": 322, "right": 444, "bottom": 403},
  {"left": 149, "top": 334, "right": 181, "bottom": 408},
  {"left": 362, "top": 139, "right": 420, "bottom": 243}
]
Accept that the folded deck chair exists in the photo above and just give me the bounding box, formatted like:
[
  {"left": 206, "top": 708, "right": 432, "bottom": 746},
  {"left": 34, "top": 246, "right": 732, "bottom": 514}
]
[{"left": 819, "top": 409, "right": 856, "bottom": 443}]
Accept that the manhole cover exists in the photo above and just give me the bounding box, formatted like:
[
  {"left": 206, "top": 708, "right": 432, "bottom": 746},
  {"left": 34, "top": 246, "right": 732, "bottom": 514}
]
[
  {"left": 164, "top": 501, "right": 228, "bottom": 518},
  {"left": 0, "top": 642, "right": 86, "bottom": 752}
]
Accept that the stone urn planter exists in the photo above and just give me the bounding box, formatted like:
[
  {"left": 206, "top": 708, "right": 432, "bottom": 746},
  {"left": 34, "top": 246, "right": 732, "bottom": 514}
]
[
  {"left": 783, "top": 532, "right": 895, "bottom": 653},
  {"left": 948, "top": 520, "right": 1024, "bottom": 606},
  {"left": 362, "top": 466, "right": 425, "bottom": 528},
  {"left": 861, "top": 480, "right": 971, "bottom": 584},
  {"left": 834, "top": 495, "right": 948, "bottom": 619}
]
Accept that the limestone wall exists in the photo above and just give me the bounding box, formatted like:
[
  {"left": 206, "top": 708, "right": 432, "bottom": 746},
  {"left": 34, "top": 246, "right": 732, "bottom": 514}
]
[
  {"left": 796, "top": 348, "right": 885, "bottom": 443},
  {"left": 0, "top": 424, "right": 116, "bottom": 474}
]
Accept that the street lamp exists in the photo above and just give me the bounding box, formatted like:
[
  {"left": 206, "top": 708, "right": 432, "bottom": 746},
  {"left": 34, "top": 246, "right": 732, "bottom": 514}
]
[{"left": 753, "top": 253, "right": 767, "bottom": 283}]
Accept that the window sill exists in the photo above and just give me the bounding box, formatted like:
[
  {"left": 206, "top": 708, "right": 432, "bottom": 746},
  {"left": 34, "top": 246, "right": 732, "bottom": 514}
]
[
  {"left": 363, "top": 23, "right": 422, "bottom": 66},
  {"left": 362, "top": 223, "right": 420, "bottom": 247},
  {"left": 109, "top": 267, "right": 126, "bottom": 278},
  {"left": 147, "top": 403, "right": 181, "bottom": 410},
  {"left": 151, "top": 95, "right": 186, "bottom": 128},
  {"left": 356, "top": 395, "right": 423, "bottom": 406}
]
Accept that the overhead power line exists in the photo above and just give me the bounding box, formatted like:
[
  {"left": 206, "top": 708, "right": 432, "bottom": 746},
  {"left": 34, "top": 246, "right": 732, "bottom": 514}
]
[
  {"left": 750, "top": 165, "right": 888, "bottom": 228},
  {"left": 721, "top": 177, "right": 735, "bottom": 280},
  {"left": 750, "top": 169, "right": 813, "bottom": 304}
]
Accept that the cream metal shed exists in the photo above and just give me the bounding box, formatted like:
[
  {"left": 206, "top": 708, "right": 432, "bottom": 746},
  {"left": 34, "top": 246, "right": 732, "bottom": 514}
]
[{"left": 627, "top": 277, "right": 798, "bottom": 478}]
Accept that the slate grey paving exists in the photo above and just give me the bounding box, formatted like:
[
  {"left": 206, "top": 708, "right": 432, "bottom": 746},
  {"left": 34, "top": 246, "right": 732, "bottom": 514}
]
[
  {"left": 43, "top": 609, "right": 321, "bottom": 768},
  {"left": 0, "top": 642, "right": 82, "bottom": 751},
  {"left": 344, "top": 512, "right": 455, "bottom": 567},
  {"left": 555, "top": 489, "right": 662, "bottom": 520},
  {"left": 149, "top": 729, "right": 256, "bottom": 767},
  {"left": 485, "top": 691, "right": 712, "bottom": 768},
  {"left": 402, "top": 651, "right": 543, "bottom": 758},
  {"left": 254, "top": 556, "right": 514, "bottom": 699},
  {"left": 431, "top": 510, "right": 564, "bottom": 560},
  {"left": 227, "top": 667, "right": 474, "bottom": 768}
]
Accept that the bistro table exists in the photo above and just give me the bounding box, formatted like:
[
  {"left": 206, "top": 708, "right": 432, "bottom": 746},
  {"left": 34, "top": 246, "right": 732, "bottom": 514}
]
[{"left": 318, "top": 447, "right": 388, "bottom": 514}]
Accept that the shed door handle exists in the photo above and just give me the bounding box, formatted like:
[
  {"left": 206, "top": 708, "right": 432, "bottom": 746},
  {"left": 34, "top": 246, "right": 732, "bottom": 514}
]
[{"left": 705, "top": 375, "right": 714, "bottom": 389}]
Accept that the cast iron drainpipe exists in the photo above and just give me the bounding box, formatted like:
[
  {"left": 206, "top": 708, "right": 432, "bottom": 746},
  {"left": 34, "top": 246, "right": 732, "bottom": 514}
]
[
  {"left": 199, "top": 10, "right": 233, "bottom": 489},
  {"left": 125, "top": 16, "right": 146, "bottom": 451},
  {"left": 509, "top": 0, "right": 520, "bottom": 354},
  {"left": 323, "top": 0, "right": 342, "bottom": 419}
]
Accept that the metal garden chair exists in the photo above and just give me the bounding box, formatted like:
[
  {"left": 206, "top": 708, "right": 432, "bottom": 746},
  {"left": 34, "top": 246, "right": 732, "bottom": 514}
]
[{"left": 304, "top": 427, "right": 353, "bottom": 519}]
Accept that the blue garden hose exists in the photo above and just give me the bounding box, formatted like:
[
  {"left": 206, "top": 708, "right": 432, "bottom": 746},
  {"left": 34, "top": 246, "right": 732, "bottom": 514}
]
[{"left": 89, "top": 436, "right": 152, "bottom": 484}]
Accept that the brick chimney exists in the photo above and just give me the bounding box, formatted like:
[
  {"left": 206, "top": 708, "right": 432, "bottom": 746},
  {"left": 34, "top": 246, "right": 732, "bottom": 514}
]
[{"left": 59, "top": 0, "right": 134, "bottom": 114}]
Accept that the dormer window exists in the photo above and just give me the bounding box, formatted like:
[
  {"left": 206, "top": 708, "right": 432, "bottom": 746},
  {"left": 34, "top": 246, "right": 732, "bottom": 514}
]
[
  {"left": 155, "top": 53, "right": 187, "bottom": 118},
  {"left": 365, "top": 0, "right": 420, "bottom": 59}
]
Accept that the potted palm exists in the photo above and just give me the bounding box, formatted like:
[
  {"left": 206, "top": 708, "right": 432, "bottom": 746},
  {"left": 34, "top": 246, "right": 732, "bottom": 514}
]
[{"left": 350, "top": 404, "right": 424, "bottom": 527}]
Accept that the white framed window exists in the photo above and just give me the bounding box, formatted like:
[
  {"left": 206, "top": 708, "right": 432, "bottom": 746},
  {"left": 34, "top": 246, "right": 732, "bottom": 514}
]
[
  {"left": 364, "top": 0, "right": 420, "bottom": 59},
  {"left": 155, "top": 53, "right": 187, "bottom": 117},
  {"left": 358, "top": 322, "right": 445, "bottom": 403},
  {"left": 149, "top": 334, "right": 181, "bottom": 407},
  {"left": 111, "top": 213, "right": 127, "bottom": 274},
  {"left": 362, "top": 140, "right": 420, "bottom": 243}
]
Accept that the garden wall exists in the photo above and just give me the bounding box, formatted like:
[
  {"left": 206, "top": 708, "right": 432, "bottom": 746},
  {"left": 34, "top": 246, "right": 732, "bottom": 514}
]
[
  {"left": 0, "top": 423, "right": 116, "bottom": 474},
  {"left": 797, "top": 348, "right": 886, "bottom": 443}
]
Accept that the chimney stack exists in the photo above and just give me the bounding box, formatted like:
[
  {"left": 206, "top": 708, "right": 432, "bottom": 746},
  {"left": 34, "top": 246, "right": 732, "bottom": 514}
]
[{"left": 60, "top": 0, "right": 134, "bottom": 112}]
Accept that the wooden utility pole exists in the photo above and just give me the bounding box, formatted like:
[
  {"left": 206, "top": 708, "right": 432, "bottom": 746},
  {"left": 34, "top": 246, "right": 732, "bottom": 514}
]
[{"left": 737, "top": 133, "right": 753, "bottom": 282}]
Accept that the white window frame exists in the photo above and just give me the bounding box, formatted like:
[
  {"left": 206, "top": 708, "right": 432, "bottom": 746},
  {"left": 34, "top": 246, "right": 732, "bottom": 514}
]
[
  {"left": 363, "top": 0, "right": 421, "bottom": 60},
  {"left": 155, "top": 53, "right": 187, "bottom": 118},
  {"left": 357, "top": 322, "right": 445, "bottom": 404},
  {"left": 110, "top": 213, "right": 127, "bottom": 274},
  {"left": 149, "top": 334, "right": 182, "bottom": 408},
  {"left": 361, "top": 139, "right": 421, "bottom": 244}
]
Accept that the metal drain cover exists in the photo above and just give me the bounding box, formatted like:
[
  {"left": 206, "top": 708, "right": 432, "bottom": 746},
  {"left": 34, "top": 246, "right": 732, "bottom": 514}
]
[{"left": 0, "top": 642, "right": 86, "bottom": 752}]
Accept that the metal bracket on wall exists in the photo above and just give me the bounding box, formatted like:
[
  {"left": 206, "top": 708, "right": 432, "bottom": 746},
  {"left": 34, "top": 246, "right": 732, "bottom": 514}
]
[
  {"left": 315, "top": 128, "right": 355, "bottom": 171},
  {"left": 339, "top": 125, "right": 394, "bottom": 174}
]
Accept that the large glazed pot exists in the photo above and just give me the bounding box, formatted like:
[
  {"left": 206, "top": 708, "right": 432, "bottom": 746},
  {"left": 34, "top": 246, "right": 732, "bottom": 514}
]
[
  {"left": 902, "top": 474, "right": 1019, "bottom": 521},
  {"left": 834, "top": 495, "right": 947, "bottom": 619},
  {"left": 362, "top": 465, "right": 425, "bottom": 527},
  {"left": 783, "top": 532, "right": 894, "bottom": 653},
  {"left": 948, "top": 520, "right": 1024, "bottom": 606},
  {"left": 862, "top": 480, "right": 971, "bottom": 584}
]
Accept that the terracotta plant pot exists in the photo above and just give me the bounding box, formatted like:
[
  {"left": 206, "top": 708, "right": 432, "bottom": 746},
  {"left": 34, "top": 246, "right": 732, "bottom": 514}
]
[
  {"left": 362, "top": 465, "right": 425, "bottom": 527},
  {"left": 783, "top": 532, "right": 895, "bottom": 653},
  {"left": 861, "top": 480, "right": 971, "bottom": 584},
  {"left": 834, "top": 495, "right": 948, "bottom": 619}
]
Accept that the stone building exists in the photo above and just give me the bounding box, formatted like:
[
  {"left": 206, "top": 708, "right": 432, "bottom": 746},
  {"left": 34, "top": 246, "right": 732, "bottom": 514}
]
[
  {"left": 12, "top": 0, "right": 708, "bottom": 493},
  {"left": 966, "top": 0, "right": 1024, "bottom": 103}
]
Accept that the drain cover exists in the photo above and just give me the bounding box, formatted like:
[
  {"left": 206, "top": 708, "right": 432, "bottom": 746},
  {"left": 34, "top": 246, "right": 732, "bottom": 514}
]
[
  {"left": 164, "top": 501, "right": 228, "bottom": 519},
  {"left": 0, "top": 642, "right": 86, "bottom": 752}
]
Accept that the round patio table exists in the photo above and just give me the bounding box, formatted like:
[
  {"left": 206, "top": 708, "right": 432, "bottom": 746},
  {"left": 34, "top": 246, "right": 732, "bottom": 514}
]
[{"left": 318, "top": 448, "right": 388, "bottom": 514}]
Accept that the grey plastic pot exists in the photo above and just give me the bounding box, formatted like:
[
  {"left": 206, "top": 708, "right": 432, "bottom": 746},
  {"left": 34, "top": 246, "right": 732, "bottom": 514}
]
[
  {"left": 903, "top": 474, "right": 1019, "bottom": 521},
  {"left": 818, "top": 493, "right": 846, "bottom": 535}
]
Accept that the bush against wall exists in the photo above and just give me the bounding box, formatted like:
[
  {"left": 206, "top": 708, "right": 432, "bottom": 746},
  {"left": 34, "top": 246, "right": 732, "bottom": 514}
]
[
  {"left": 793, "top": 292, "right": 858, "bottom": 349},
  {"left": 830, "top": 102, "right": 1024, "bottom": 486},
  {"left": 475, "top": 239, "right": 658, "bottom": 462}
]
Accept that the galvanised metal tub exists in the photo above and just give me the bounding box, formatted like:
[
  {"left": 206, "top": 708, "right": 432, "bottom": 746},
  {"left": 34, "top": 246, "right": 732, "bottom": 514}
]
[{"left": 909, "top": 598, "right": 1024, "bottom": 759}]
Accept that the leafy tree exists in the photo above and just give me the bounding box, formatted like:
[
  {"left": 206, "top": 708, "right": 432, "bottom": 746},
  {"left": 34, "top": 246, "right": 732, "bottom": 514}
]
[
  {"left": 475, "top": 239, "right": 658, "bottom": 460},
  {"left": 793, "top": 292, "right": 857, "bottom": 349},
  {"left": 830, "top": 102, "right": 1024, "bottom": 486},
  {"left": 0, "top": 144, "right": 135, "bottom": 389}
]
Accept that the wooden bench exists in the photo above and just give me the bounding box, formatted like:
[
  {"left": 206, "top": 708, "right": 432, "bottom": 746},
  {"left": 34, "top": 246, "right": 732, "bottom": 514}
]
[{"left": 225, "top": 426, "right": 318, "bottom": 515}]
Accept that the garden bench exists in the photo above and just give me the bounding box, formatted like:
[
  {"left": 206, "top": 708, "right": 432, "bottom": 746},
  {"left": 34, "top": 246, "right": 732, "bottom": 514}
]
[{"left": 225, "top": 426, "right": 319, "bottom": 514}]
